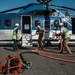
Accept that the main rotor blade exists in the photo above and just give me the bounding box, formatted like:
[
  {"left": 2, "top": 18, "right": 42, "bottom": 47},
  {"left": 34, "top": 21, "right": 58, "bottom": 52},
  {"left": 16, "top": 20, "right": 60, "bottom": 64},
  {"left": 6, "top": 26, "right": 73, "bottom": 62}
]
[
  {"left": 0, "top": 3, "right": 39, "bottom": 13},
  {"left": 48, "top": 4, "right": 75, "bottom": 11},
  {"left": 0, "top": 6, "right": 25, "bottom": 13},
  {"left": 60, "top": 6, "right": 75, "bottom": 11}
]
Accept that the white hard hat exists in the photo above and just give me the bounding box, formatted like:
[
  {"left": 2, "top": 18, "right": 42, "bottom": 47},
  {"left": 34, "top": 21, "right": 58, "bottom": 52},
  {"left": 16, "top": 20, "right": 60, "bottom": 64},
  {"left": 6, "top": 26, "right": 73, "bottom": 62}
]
[
  {"left": 59, "top": 23, "right": 63, "bottom": 26},
  {"left": 15, "top": 23, "right": 19, "bottom": 26}
]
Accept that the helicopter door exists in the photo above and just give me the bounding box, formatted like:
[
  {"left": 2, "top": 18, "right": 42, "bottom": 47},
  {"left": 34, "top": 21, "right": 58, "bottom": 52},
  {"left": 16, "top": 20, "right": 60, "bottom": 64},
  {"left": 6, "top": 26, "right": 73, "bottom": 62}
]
[
  {"left": 21, "top": 15, "right": 32, "bottom": 47},
  {"left": 71, "top": 17, "right": 75, "bottom": 34},
  {"left": 44, "top": 20, "right": 50, "bottom": 40}
]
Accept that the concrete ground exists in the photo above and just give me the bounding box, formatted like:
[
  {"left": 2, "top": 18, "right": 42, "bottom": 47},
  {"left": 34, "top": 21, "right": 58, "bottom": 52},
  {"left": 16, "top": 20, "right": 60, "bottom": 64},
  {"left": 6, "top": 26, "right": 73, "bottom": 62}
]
[{"left": 0, "top": 43, "right": 75, "bottom": 75}]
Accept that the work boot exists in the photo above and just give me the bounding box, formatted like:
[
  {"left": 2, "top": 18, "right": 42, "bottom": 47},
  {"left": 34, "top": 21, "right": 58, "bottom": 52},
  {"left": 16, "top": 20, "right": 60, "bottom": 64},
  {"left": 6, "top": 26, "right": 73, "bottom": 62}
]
[
  {"left": 59, "top": 51, "right": 63, "bottom": 54},
  {"left": 59, "top": 49, "right": 63, "bottom": 54},
  {"left": 41, "top": 47, "right": 43, "bottom": 50},
  {"left": 13, "top": 50, "right": 18, "bottom": 52},
  {"left": 68, "top": 51, "right": 72, "bottom": 54}
]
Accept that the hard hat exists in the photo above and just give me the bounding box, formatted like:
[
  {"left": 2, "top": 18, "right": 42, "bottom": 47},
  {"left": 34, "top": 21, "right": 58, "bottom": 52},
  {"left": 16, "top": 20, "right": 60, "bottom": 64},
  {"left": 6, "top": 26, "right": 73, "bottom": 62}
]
[
  {"left": 59, "top": 23, "right": 63, "bottom": 26},
  {"left": 15, "top": 23, "right": 19, "bottom": 26}
]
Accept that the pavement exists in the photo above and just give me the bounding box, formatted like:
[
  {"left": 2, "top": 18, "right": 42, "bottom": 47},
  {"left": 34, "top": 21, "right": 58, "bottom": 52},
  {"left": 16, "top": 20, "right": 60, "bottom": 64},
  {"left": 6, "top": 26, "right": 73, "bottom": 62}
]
[{"left": 0, "top": 43, "right": 75, "bottom": 75}]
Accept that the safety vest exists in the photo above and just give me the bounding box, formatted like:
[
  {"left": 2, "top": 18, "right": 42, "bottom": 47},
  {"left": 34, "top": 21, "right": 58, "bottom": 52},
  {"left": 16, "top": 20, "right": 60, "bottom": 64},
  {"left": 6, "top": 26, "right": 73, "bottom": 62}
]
[
  {"left": 12, "top": 28, "right": 17, "bottom": 40},
  {"left": 62, "top": 27, "right": 70, "bottom": 39}
]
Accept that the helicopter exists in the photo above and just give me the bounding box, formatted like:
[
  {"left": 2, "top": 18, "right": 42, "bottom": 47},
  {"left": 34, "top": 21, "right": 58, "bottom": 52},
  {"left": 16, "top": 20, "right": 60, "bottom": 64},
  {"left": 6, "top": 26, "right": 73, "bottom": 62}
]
[{"left": 0, "top": 0, "right": 75, "bottom": 47}]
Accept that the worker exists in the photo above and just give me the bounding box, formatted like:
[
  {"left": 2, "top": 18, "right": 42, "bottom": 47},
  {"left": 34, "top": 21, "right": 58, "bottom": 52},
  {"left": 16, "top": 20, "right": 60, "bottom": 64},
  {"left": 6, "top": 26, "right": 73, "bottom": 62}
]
[
  {"left": 12, "top": 23, "right": 19, "bottom": 51},
  {"left": 36, "top": 24, "right": 45, "bottom": 50},
  {"left": 56, "top": 23, "right": 72, "bottom": 54}
]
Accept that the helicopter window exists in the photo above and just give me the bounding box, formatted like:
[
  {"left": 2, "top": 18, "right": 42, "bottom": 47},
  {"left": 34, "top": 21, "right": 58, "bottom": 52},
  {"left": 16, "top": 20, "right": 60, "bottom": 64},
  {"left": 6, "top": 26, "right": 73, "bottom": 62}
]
[
  {"left": 54, "top": 20, "right": 59, "bottom": 27},
  {"left": 5, "top": 20, "right": 11, "bottom": 27},
  {"left": 44, "top": 20, "right": 50, "bottom": 28},
  {"left": 29, "top": 9, "right": 56, "bottom": 15},
  {"left": 35, "top": 20, "right": 40, "bottom": 27}
]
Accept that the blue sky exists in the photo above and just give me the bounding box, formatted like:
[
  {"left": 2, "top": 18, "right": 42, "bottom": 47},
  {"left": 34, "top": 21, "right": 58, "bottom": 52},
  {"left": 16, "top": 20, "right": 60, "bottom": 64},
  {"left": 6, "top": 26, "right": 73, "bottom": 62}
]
[{"left": 0, "top": 0, "right": 75, "bottom": 14}]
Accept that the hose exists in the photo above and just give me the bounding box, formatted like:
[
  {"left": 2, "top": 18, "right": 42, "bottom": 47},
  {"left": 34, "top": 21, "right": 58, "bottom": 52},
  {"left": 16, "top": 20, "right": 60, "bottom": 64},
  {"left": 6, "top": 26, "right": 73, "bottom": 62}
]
[
  {"left": 31, "top": 50, "right": 75, "bottom": 63},
  {"left": 31, "top": 49, "right": 74, "bottom": 56},
  {"left": 30, "top": 30, "right": 75, "bottom": 63}
]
